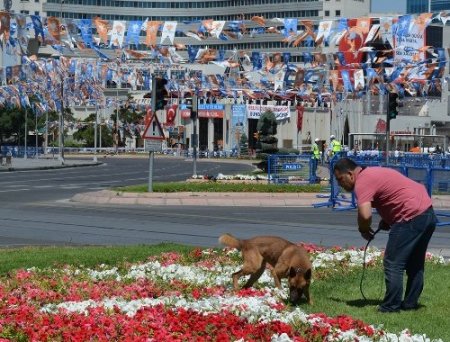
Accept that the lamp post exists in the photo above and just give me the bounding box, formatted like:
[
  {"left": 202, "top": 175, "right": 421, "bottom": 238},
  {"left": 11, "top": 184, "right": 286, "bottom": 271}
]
[
  {"left": 115, "top": 87, "right": 119, "bottom": 154},
  {"left": 35, "top": 108, "right": 38, "bottom": 159},
  {"left": 57, "top": 1, "right": 65, "bottom": 164},
  {"left": 24, "top": 107, "right": 27, "bottom": 159},
  {"left": 93, "top": 103, "right": 98, "bottom": 162},
  {"left": 44, "top": 111, "right": 48, "bottom": 155},
  {"left": 59, "top": 78, "right": 65, "bottom": 164}
]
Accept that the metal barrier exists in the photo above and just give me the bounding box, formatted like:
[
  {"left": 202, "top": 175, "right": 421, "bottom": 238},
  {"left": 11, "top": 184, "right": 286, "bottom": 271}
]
[
  {"left": 0, "top": 146, "right": 44, "bottom": 158},
  {"left": 313, "top": 152, "right": 450, "bottom": 226},
  {"left": 267, "top": 154, "right": 314, "bottom": 184}
]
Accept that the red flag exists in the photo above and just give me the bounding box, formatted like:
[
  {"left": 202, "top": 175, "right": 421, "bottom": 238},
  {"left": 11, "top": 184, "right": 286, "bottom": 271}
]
[
  {"left": 296, "top": 105, "right": 304, "bottom": 132},
  {"left": 145, "top": 108, "right": 152, "bottom": 126},
  {"left": 165, "top": 104, "right": 178, "bottom": 126}
]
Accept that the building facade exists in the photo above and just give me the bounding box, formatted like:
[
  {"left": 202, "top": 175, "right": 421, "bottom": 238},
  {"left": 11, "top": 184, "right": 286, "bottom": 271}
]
[
  {"left": 10, "top": 0, "right": 448, "bottom": 154},
  {"left": 407, "top": 0, "right": 450, "bottom": 13},
  {"left": 39, "top": 0, "right": 372, "bottom": 153},
  {"left": 9, "top": 0, "right": 43, "bottom": 16}
]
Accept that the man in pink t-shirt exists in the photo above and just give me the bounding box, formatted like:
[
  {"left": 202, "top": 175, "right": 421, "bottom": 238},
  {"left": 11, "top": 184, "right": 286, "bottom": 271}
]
[{"left": 333, "top": 158, "right": 437, "bottom": 313}]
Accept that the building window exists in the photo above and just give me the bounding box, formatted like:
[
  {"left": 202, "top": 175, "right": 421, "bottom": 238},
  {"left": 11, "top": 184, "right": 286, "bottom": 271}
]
[
  {"left": 35, "top": 11, "right": 40, "bottom": 15},
  {"left": 335, "top": 10, "right": 341, "bottom": 16},
  {"left": 324, "top": 10, "right": 330, "bottom": 16}
]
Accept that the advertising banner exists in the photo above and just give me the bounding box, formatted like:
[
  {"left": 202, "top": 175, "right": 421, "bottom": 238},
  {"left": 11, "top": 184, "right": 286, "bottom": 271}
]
[
  {"left": 180, "top": 103, "right": 225, "bottom": 119},
  {"left": 246, "top": 104, "right": 290, "bottom": 120}
]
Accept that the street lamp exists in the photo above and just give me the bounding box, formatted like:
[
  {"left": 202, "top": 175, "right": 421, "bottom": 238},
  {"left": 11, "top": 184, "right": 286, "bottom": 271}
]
[
  {"left": 93, "top": 103, "right": 98, "bottom": 162},
  {"left": 117, "top": 89, "right": 119, "bottom": 151},
  {"left": 59, "top": 77, "right": 65, "bottom": 164}
]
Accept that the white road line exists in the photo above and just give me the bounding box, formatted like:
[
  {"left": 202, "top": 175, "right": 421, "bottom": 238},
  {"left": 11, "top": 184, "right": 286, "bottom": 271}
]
[{"left": 0, "top": 188, "right": 30, "bottom": 193}]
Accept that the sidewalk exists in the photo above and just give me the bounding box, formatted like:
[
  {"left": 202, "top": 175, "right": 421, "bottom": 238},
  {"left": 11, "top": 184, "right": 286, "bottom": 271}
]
[
  {"left": 71, "top": 189, "right": 450, "bottom": 209},
  {"left": 0, "top": 156, "right": 101, "bottom": 171}
]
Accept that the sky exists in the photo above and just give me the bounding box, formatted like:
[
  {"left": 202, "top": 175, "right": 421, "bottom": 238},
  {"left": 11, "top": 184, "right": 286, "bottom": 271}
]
[{"left": 371, "top": 0, "right": 406, "bottom": 13}]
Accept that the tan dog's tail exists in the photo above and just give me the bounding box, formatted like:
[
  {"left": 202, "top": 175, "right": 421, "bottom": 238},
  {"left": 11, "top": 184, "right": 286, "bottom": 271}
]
[{"left": 219, "top": 233, "right": 242, "bottom": 249}]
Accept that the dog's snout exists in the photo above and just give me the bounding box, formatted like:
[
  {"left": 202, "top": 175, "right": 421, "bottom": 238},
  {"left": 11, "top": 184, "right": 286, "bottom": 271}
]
[{"left": 289, "top": 287, "right": 302, "bottom": 304}]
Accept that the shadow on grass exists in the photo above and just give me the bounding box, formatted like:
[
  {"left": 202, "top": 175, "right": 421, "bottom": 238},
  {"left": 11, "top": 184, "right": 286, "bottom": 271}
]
[{"left": 329, "top": 296, "right": 382, "bottom": 307}]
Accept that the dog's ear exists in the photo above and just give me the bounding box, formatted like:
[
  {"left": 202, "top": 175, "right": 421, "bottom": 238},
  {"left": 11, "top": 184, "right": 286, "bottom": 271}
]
[{"left": 304, "top": 268, "right": 312, "bottom": 280}]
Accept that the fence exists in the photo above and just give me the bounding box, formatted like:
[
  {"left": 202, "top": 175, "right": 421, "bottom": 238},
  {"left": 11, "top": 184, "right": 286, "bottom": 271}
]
[
  {"left": 313, "top": 152, "right": 450, "bottom": 226},
  {"left": 267, "top": 154, "right": 314, "bottom": 184},
  {"left": 0, "top": 146, "right": 44, "bottom": 158}
]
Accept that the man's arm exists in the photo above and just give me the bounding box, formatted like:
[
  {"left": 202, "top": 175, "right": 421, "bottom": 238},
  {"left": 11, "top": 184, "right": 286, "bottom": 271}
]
[{"left": 357, "top": 202, "right": 374, "bottom": 241}]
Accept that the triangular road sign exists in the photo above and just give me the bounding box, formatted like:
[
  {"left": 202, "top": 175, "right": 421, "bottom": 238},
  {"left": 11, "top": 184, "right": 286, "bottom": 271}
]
[{"left": 143, "top": 113, "right": 165, "bottom": 140}]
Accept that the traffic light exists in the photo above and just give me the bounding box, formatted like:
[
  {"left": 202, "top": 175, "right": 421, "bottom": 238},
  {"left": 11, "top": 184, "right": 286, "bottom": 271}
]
[
  {"left": 155, "top": 78, "right": 168, "bottom": 110},
  {"left": 387, "top": 92, "right": 399, "bottom": 120}
]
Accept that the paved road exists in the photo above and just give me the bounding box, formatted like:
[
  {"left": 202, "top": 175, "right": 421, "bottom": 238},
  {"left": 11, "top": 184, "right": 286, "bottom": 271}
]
[
  {"left": 0, "top": 155, "right": 449, "bottom": 259},
  {"left": 0, "top": 155, "right": 255, "bottom": 202}
]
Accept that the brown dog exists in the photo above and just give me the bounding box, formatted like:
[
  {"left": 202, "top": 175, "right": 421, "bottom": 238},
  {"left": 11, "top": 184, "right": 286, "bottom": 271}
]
[{"left": 219, "top": 233, "right": 312, "bottom": 305}]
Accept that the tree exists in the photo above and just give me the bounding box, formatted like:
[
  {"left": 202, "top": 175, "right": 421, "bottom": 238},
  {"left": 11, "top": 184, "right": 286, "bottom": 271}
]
[
  {"left": 110, "top": 95, "right": 144, "bottom": 147},
  {"left": 257, "top": 110, "right": 278, "bottom": 152},
  {"left": 239, "top": 133, "right": 249, "bottom": 157},
  {"left": 73, "top": 113, "right": 113, "bottom": 147},
  {"left": 255, "top": 110, "right": 279, "bottom": 171},
  {"left": 0, "top": 107, "right": 25, "bottom": 145}
]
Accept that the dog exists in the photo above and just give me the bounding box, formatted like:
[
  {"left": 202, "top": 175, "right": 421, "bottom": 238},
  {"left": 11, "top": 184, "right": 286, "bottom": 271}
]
[{"left": 219, "top": 233, "right": 312, "bottom": 305}]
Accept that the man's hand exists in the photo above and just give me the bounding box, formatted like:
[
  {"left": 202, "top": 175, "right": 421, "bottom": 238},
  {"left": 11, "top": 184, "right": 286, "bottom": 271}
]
[
  {"left": 359, "top": 227, "right": 375, "bottom": 241},
  {"left": 378, "top": 220, "right": 391, "bottom": 231}
]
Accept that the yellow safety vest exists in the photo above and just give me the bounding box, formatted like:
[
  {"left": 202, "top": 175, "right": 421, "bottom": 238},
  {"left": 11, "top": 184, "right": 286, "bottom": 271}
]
[
  {"left": 312, "top": 143, "right": 320, "bottom": 159},
  {"left": 331, "top": 140, "right": 342, "bottom": 153}
]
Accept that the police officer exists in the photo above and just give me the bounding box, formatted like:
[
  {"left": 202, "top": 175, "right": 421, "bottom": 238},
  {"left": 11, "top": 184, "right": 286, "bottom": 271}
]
[
  {"left": 330, "top": 135, "right": 342, "bottom": 157},
  {"left": 311, "top": 138, "right": 320, "bottom": 181}
]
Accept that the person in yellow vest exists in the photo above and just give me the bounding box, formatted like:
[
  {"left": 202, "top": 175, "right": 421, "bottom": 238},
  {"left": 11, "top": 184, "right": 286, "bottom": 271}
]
[
  {"left": 330, "top": 135, "right": 342, "bottom": 157},
  {"left": 311, "top": 138, "right": 321, "bottom": 181}
]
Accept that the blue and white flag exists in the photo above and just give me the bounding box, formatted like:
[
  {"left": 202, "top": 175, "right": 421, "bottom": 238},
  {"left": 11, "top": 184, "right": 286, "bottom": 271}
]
[
  {"left": 284, "top": 18, "right": 297, "bottom": 38},
  {"left": 126, "top": 21, "right": 142, "bottom": 46}
]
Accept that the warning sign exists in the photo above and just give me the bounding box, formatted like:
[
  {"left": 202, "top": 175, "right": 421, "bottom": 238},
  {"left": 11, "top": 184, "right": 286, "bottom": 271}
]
[{"left": 142, "top": 113, "right": 165, "bottom": 140}]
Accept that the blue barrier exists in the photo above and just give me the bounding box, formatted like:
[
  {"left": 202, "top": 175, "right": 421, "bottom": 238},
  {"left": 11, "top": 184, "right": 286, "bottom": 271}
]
[
  {"left": 313, "top": 152, "right": 450, "bottom": 226},
  {"left": 1, "top": 145, "right": 44, "bottom": 158},
  {"left": 267, "top": 154, "right": 315, "bottom": 184}
]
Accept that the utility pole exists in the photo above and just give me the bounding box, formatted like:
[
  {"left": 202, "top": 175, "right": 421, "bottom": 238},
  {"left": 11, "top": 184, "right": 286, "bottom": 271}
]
[
  {"left": 385, "top": 93, "right": 391, "bottom": 164},
  {"left": 192, "top": 94, "right": 198, "bottom": 177},
  {"left": 59, "top": 78, "right": 65, "bottom": 164},
  {"left": 147, "top": 74, "right": 157, "bottom": 192},
  {"left": 44, "top": 111, "right": 48, "bottom": 155},
  {"left": 24, "top": 107, "right": 27, "bottom": 159},
  {"left": 35, "top": 108, "right": 38, "bottom": 159},
  {"left": 93, "top": 103, "right": 98, "bottom": 162}
]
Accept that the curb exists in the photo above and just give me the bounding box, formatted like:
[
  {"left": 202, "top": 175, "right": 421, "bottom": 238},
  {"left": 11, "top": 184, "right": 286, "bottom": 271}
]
[
  {"left": 0, "top": 161, "right": 102, "bottom": 172},
  {"left": 71, "top": 190, "right": 450, "bottom": 209},
  {"left": 72, "top": 190, "right": 322, "bottom": 207}
]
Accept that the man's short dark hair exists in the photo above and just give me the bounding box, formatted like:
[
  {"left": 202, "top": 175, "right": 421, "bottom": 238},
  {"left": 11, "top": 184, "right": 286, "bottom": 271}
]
[{"left": 333, "top": 158, "right": 358, "bottom": 173}]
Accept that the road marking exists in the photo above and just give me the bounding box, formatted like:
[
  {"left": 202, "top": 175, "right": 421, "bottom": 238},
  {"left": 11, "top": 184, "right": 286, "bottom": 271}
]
[{"left": 0, "top": 188, "right": 30, "bottom": 193}]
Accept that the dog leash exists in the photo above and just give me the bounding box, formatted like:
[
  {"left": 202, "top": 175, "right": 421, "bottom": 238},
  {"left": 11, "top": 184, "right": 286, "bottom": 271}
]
[{"left": 360, "top": 227, "right": 382, "bottom": 301}]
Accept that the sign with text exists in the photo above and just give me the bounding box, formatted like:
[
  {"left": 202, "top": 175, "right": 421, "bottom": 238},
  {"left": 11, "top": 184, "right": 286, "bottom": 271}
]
[
  {"left": 144, "top": 139, "right": 162, "bottom": 152},
  {"left": 180, "top": 103, "right": 225, "bottom": 119},
  {"left": 246, "top": 104, "right": 290, "bottom": 120}
]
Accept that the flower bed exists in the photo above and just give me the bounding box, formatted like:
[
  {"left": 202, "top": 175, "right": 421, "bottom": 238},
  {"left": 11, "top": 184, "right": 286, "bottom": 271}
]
[
  {"left": 0, "top": 245, "right": 445, "bottom": 341},
  {"left": 189, "top": 173, "right": 270, "bottom": 184}
]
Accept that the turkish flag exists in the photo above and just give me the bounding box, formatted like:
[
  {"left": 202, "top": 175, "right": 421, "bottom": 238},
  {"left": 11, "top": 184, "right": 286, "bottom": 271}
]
[
  {"left": 166, "top": 104, "right": 178, "bottom": 126},
  {"left": 296, "top": 105, "right": 304, "bottom": 132},
  {"left": 145, "top": 108, "right": 152, "bottom": 126}
]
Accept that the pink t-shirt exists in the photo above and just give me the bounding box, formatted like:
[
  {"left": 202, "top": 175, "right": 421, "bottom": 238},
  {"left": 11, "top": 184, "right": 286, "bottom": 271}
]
[{"left": 354, "top": 167, "right": 432, "bottom": 225}]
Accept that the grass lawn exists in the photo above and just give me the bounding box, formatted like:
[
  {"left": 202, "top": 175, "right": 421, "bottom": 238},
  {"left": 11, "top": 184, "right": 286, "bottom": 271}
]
[
  {"left": 0, "top": 244, "right": 448, "bottom": 341},
  {"left": 114, "top": 181, "right": 326, "bottom": 193}
]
